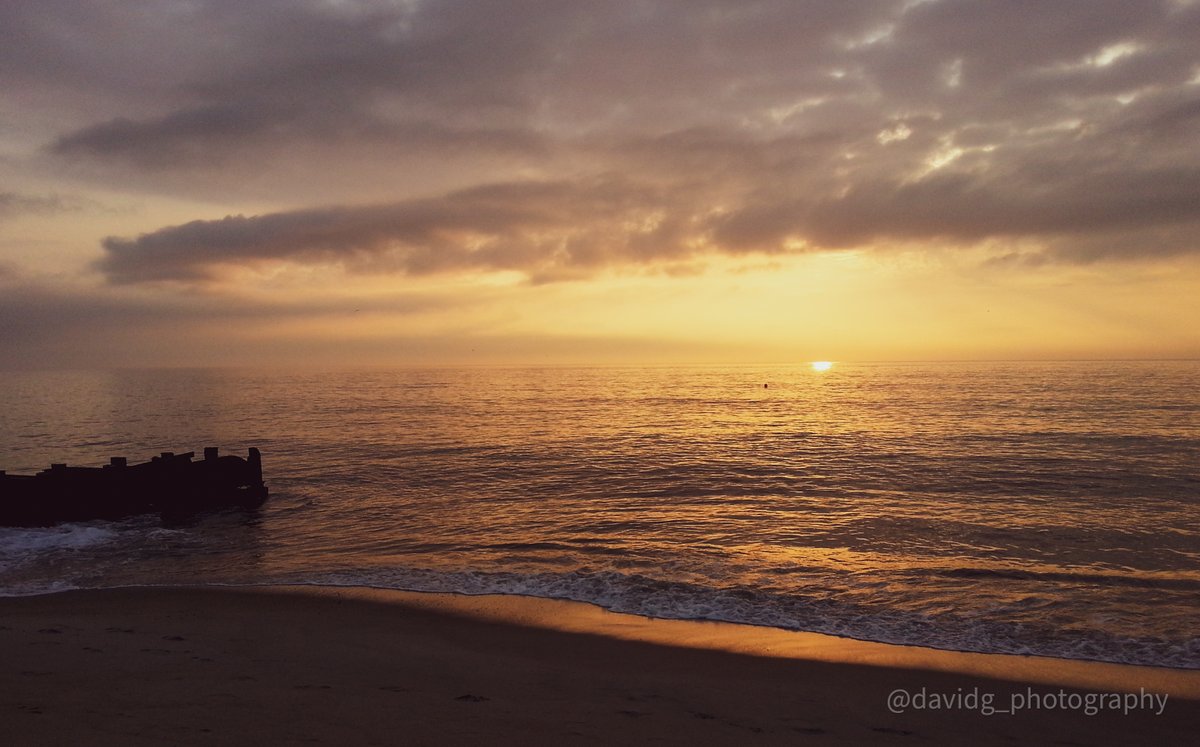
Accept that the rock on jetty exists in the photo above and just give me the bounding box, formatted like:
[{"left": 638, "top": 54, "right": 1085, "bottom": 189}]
[{"left": 0, "top": 447, "right": 268, "bottom": 526}]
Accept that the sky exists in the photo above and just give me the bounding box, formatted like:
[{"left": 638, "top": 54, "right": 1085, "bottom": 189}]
[{"left": 2, "top": 0, "right": 1199, "bottom": 368}]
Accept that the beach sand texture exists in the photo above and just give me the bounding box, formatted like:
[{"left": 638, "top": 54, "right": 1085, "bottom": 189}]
[{"left": 2, "top": 586, "right": 1197, "bottom": 745}]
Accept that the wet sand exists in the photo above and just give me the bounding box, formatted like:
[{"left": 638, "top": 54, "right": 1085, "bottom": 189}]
[{"left": 2, "top": 586, "right": 1197, "bottom": 745}]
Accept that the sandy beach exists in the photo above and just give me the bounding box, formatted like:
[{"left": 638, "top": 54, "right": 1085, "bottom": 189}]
[{"left": 1, "top": 586, "right": 1196, "bottom": 745}]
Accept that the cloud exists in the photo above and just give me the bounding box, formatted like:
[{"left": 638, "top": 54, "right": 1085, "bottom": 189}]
[
  {"left": 35, "top": 0, "right": 570, "bottom": 169},
  {"left": 713, "top": 163, "right": 1200, "bottom": 250},
  {"left": 51, "top": 104, "right": 287, "bottom": 167},
  {"left": 0, "top": 273, "right": 739, "bottom": 368},
  {"left": 97, "top": 178, "right": 705, "bottom": 283},
  {"left": 6, "top": 0, "right": 1200, "bottom": 270},
  {"left": 50, "top": 102, "right": 551, "bottom": 170},
  {"left": 0, "top": 273, "right": 458, "bottom": 368},
  {"left": 0, "top": 191, "right": 89, "bottom": 219},
  {"left": 99, "top": 154, "right": 1200, "bottom": 285}
]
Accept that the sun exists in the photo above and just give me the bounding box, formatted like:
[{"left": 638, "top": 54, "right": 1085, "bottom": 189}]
[{"left": 810, "top": 361, "right": 833, "bottom": 372}]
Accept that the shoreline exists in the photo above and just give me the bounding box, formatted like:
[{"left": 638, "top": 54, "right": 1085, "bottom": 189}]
[
  {"left": 6, "top": 581, "right": 1199, "bottom": 683},
  {"left": 250, "top": 584, "right": 1200, "bottom": 694},
  {"left": 3, "top": 585, "right": 1198, "bottom": 745}
]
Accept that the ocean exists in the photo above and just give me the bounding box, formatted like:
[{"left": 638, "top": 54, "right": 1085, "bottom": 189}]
[{"left": 1, "top": 362, "right": 1197, "bottom": 668}]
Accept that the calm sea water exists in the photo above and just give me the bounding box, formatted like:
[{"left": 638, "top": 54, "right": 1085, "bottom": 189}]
[{"left": 1, "top": 363, "right": 1198, "bottom": 667}]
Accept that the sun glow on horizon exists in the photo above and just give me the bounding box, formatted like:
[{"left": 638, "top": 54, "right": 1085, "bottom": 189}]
[{"left": 811, "top": 361, "right": 834, "bottom": 372}]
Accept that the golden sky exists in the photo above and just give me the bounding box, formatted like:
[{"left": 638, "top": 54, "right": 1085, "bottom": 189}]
[{"left": 2, "top": 0, "right": 1199, "bottom": 367}]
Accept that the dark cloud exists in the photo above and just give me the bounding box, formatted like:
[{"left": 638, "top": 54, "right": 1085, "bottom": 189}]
[
  {"left": 0, "top": 276, "right": 719, "bottom": 368},
  {"left": 51, "top": 104, "right": 550, "bottom": 170},
  {"left": 4, "top": 0, "right": 1198, "bottom": 271},
  {"left": 22, "top": 0, "right": 895, "bottom": 167},
  {"left": 713, "top": 164, "right": 1200, "bottom": 250},
  {"left": 0, "top": 191, "right": 87, "bottom": 219},
  {"left": 0, "top": 275, "right": 456, "bottom": 367},
  {"left": 98, "top": 178, "right": 703, "bottom": 283},
  {"left": 51, "top": 104, "right": 287, "bottom": 167},
  {"left": 98, "top": 155, "right": 1200, "bottom": 284}
]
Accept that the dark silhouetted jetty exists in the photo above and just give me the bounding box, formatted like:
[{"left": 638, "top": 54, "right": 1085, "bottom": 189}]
[{"left": 0, "top": 448, "right": 268, "bottom": 526}]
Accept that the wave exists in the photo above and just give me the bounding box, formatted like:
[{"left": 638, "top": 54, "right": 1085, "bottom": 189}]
[
  {"left": 0, "top": 523, "right": 120, "bottom": 567},
  {"left": 930, "top": 566, "right": 1200, "bottom": 591},
  {"left": 259, "top": 566, "right": 1200, "bottom": 670}
]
